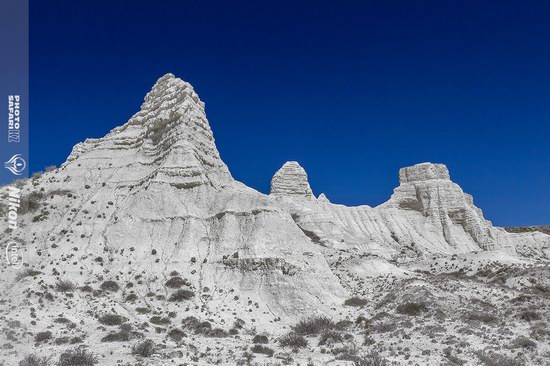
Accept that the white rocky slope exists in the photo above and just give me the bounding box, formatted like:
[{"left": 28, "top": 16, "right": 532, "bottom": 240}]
[
  {"left": 1, "top": 73, "right": 347, "bottom": 320},
  {"left": 1, "top": 74, "right": 549, "bottom": 365},
  {"left": 271, "top": 161, "right": 550, "bottom": 261}
]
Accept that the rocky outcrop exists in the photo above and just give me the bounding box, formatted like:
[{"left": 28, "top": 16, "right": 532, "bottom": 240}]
[
  {"left": 64, "top": 73, "right": 233, "bottom": 189},
  {"left": 269, "top": 161, "right": 549, "bottom": 259},
  {"left": 270, "top": 161, "right": 314, "bottom": 199},
  {"left": 383, "top": 162, "right": 495, "bottom": 249}
]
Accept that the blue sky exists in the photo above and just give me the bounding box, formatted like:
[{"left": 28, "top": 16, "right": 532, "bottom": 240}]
[{"left": 30, "top": 1, "right": 549, "bottom": 226}]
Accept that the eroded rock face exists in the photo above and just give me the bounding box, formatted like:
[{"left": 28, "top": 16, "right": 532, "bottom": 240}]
[
  {"left": 0, "top": 74, "right": 347, "bottom": 326},
  {"left": 270, "top": 161, "right": 314, "bottom": 199},
  {"left": 269, "top": 161, "right": 549, "bottom": 259},
  {"left": 65, "top": 73, "right": 233, "bottom": 189},
  {"left": 384, "top": 162, "right": 494, "bottom": 249}
]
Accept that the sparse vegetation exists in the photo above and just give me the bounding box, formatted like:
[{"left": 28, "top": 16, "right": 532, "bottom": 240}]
[
  {"left": 293, "top": 316, "right": 336, "bottom": 335},
  {"left": 100, "top": 331, "right": 130, "bottom": 342},
  {"left": 519, "top": 310, "right": 541, "bottom": 322},
  {"left": 55, "top": 280, "right": 76, "bottom": 292},
  {"left": 279, "top": 333, "right": 308, "bottom": 348},
  {"left": 18, "top": 354, "right": 49, "bottom": 366},
  {"left": 165, "top": 276, "right": 187, "bottom": 289},
  {"left": 396, "top": 302, "right": 427, "bottom": 316},
  {"left": 99, "top": 280, "right": 119, "bottom": 292},
  {"left": 476, "top": 351, "right": 525, "bottom": 366},
  {"left": 132, "top": 340, "right": 155, "bottom": 357},
  {"left": 34, "top": 331, "right": 52, "bottom": 344},
  {"left": 318, "top": 330, "right": 343, "bottom": 346},
  {"left": 98, "top": 314, "right": 126, "bottom": 326},
  {"left": 344, "top": 297, "right": 368, "bottom": 307},
  {"left": 250, "top": 344, "right": 274, "bottom": 357},
  {"left": 57, "top": 348, "right": 97, "bottom": 366},
  {"left": 168, "top": 328, "right": 186, "bottom": 342},
  {"left": 352, "top": 350, "right": 388, "bottom": 366},
  {"left": 168, "top": 288, "right": 194, "bottom": 302},
  {"left": 510, "top": 335, "right": 536, "bottom": 349},
  {"left": 150, "top": 316, "right": 171, "bottom": 325},
  {"left": 252, "top": 334, "right": 269, "bottom": 344},
  {"left": 463, "top": 311, "right": 497, "bottom": 324}
]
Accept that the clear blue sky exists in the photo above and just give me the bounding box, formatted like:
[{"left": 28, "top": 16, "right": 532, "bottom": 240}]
[{"left": 30, "top": 1, "right": 549, "bottom": 226}]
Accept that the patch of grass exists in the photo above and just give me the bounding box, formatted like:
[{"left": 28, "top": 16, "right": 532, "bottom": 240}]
[
  {"left": 344, "top": 297, "right": 368, "bottom": 307},
  {"left": 463, "top": 311, "right": 497, "bottom": 324},
  {"left": 352, "top": 350, "right": 389, "bottom": 366},
  {"left": 165, "top": 277, "right": 187, "bottom": 289},
  {"left": 168, "top": 328, "right": 186, "bottom": 342},
  {"left": 55, "top": 280, "right": 76, "bottom": 292},
  {"left": 318, "top": 330, "right": 343, "bottom": 346},
  {"left": 18, "top": 354, "right": 49, "bottom": 366},
  {"left": 278, "top": 333, "right": 308, "bottom": 348},
  {"left": 476, "top": 351, "right": 525, "bottom": 366},
  {"left": 58, "top": 348, "right": 97, "bottom": 366},
  {"left": 100, "top": 331, "right": 130, "bottom": 342},
  {"left": 250, "top": 345, "right": 274, "bottom": 357},
  {"left": 252, "top": 334, "right": 269, "bottom": 344},
  {"left": 150, "top": 316, "right": 171, "bottom": 325},
  {"left": 79, "top": 285, "right": 93, "bottom": 293},
  {"left": 519, "top": 310, "right": 541, "bottom": 322},
  {"left": 135, "top": 307, "right": 150, "bottom": 314},
  {"left": 125, "top": 293, "right": 138, "bottom": 302},
  {"left": 168, "top": 289, "right": 194, "bottom": 302},
  {"left": 98, "top": 314, "right": 126, "bottom": 326},
  {"left": 510, "top": 336, "right": 536, "bottom": 350},
  {"left": 132, "top": 340, "right": 155, "bottom": 357},
  {"left": 34, "top": 331, "right": 52, "bottom": 344},
  {"left": 16, "top": 269, "right": 42, "bottom": 281},
  {"left": 99, "top": 280, "right": 119, "bottom": 292},
  {"left": 293, "top": 316, "right": 336, "bottom": 335},
  {"left": 396, "top": 302, "right": 427, "bottom": 316}
]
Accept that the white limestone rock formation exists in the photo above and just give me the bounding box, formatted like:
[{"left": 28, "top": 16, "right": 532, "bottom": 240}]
[
  {"left": 0, "top": 74, "right": 347, "bottom": 327},
  {"left": 382, "top": 162, "right": 495, "bottom": 250},
  {"left": 269, "top": 161, "right": 550, "bottom": 259},
  {"left": 1, "top": 73, "right": 549, "bottom": 366},
  {"left": 270, "top": 161, "right": 314, "bottom": 199}
]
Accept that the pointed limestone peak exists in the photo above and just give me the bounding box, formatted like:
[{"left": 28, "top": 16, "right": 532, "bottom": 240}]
[
  {"left": 141, "top": 73, "right": 205, "bottom": 112},
  {"left": 270, "top": 161, "right": 314, "bottom": 199},
  {"left": 63, "top": 73, "right": 232, "bottom": 189},
  {"left": 399, "top": 162, "right": 450, "bottom": 184},
  {"left": 317, "top": 193, "right": 330, "bottom": 203}
]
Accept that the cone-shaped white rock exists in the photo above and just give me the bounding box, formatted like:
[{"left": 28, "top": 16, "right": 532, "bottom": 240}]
[{"left": 270, "top": 161, "right": 314, "bottom": 199}]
